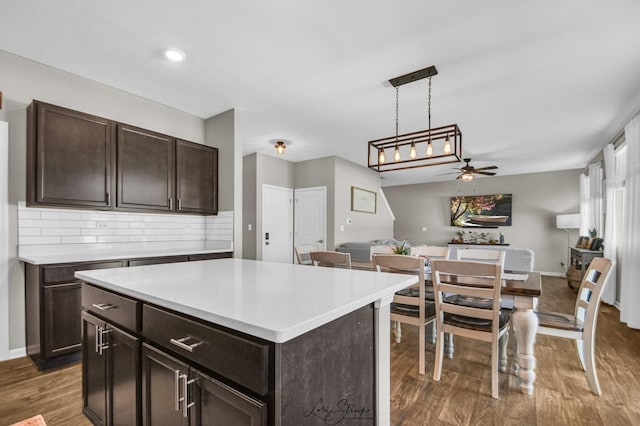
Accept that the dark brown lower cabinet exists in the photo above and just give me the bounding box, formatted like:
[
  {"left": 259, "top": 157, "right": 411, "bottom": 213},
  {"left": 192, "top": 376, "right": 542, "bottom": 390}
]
[
  {"left": 43, "top": 282, "right": 82, "bottom": 358},
  {"left": 141, "top": 344, "right": 266, "bottom": 426},
  {"left": 82, "top": 312, "right": 140, "bottom": 426}
]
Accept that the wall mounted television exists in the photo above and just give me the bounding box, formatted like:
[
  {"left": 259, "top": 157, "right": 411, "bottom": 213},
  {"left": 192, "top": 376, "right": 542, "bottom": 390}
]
[{"left": 450, "top": 194, "right": 512, "bottom": 228}]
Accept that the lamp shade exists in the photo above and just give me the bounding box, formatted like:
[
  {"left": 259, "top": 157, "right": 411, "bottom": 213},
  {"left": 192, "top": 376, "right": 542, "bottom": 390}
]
[{"left": 556, "top": 213, "right": 580, "bottom": 230}]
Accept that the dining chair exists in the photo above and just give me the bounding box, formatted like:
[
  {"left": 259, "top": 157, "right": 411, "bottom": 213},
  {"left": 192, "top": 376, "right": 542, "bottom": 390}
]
[
  {"left": 309, "top": 251, "right": 352, "bottom": 269},
  {"left": 535, "top": 257, "right": 613, "bottom": 395},
  {"left": 294, "top": 244, "right": 319, "bottom": 265},
  {"left": 430, "top": 259, "right": 509, "bottom": 399},
  {"left": 456, "top": 248, "right": 505, "bottom": 265},
  {"left": 373, "top": 254, "right": 433, "bottom": 375}
]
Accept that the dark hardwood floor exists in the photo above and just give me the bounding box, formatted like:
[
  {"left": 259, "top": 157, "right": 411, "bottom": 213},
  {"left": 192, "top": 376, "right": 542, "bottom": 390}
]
[{"left": 1, "top": 276, "right": 639, "bottom": 425}]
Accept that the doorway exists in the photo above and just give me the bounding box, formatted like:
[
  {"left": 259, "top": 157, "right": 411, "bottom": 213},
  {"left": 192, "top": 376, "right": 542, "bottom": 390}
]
[
  {"left": 262, "top": 184, "right": 293, "bottom": 263},
  {"left": 294, "top": 187, "right": 327, "bottom": 252}
]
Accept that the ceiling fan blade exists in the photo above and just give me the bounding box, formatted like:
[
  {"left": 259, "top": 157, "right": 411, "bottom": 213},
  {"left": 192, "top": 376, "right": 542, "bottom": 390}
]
[
  {"left": 456, "top": 174, "right": 463, "bottom": 180},
  {"left": 476, "top": 171, "right": 496, "bottom": 176},
  {"left": 474, "top": 165, "right": 498, "bottom": 171}
]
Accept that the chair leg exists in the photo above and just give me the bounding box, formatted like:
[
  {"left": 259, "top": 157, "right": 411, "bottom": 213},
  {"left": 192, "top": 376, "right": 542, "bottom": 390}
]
[
  {"left": 433, "top": 323, "right": 444, "bottom": 381},
  {"left": 419, "top": 321, "right": 426, "bottom": 375},
  {"left": 575, "top": 338, "right": 586, "bottom": 371},
  {"left": 584, "top": 336, "right": 601, "bottom": 395},
  {"left": 499, "top": 331, "right": 509, "bottom": 372},
  {"left": 393, "top": 321, "right": 402, "bottom": 343},
  {"left": 445, "top": 333, "right": 454, "bottom": 359},
  {"left": 492, "top": 337, "right": 499, "bottom": 399}
]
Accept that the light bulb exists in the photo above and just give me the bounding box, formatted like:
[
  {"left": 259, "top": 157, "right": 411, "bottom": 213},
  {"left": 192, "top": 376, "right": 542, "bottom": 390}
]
[
  {"left": 274, "top": 141, "right": 286, "bottom": 155},
  {"left": 426, "top": 141, "right": 434, "bottom": 157},
  {"left": 461, "top": 172, "right": 474, "bottom": 181},
  {"left": 409, "top": 141, "right": 417, "bottom": 159},
  {"left": 443, "top": 135, "right": 452, "bottom": 154},
  {"left": 378, "top": 149, "right": 386, "bottom": 164},
  {"left": 394, "top": 145, "right": 401, "bottom": 162},
  {"left": 164, "top": 48, "right": 186, "bottom": 62}
]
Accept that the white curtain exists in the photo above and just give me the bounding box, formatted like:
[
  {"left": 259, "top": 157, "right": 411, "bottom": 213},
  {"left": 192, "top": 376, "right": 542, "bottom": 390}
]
[
  {"left": 579, "top": 173, "right": 589, "bottom": 235},
  {"left": 587, "top": 162, "right": 603, "bottom": 236},
  {"left": 602, "top": 144, "right": 617, "bottom": 305},
  {"left": 620, "top": 114, "right": 640, "bottom": 329}
]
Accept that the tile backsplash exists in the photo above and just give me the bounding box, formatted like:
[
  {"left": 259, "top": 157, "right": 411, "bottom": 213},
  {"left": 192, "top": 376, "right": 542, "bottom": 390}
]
[{"left": 18, "top": 202, "right": 233, "bottom": 246}]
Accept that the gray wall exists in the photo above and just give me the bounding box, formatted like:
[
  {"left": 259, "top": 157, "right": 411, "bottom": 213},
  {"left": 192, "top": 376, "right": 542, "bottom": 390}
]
[
  {"left": 242, "top": 154, "right": 257, "bottom": 260},
  {"left": 333, "top": 157, "right": 394, "bottom": 246},
  {"left": 0, "top": 50, "right": 209, "bottom": 351},
  {"left": 384, "top": 169, "right": 582, "bottom": 273},
  {"left": 205, "top": 109, "right": 242, "bottom": 256}
]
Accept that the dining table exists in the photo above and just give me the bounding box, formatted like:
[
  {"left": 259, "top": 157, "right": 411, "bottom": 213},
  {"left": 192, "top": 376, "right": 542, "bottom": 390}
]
[{"left": 353, "top": 261, "right": 542, "bottom": 395}]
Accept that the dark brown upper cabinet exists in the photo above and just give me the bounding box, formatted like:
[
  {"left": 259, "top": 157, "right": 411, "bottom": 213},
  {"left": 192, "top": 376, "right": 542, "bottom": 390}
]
[
  {"left": 27, "top": 101, "right": 116, "bottom": 208},
  {"left": 176, "top": 139, "right": 218, "bottom": 215},
  {"left": 27, "top": 101, "right": 218, "bottom": 215},
  {"left": 117, "top": 124, "right": 174, "bottom": 211}
]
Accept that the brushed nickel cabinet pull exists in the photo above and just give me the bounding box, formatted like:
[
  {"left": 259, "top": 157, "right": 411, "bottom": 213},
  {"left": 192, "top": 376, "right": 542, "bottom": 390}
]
[
  {"left": 92, "top": 303, "right": 116, "bottom": 311},
  {"left": 180, "top": 374, "right": 196, "bottom": 417},
  {"left": 170, "top": 336, "right": 204, "bottom": 353},
  {"left": 174, "top": 370, "right": 182, "bottom": 412},
  {"left": 169, "top": 197, "right": 173, "bottom": 210},
  {"left": 178, "top": 198, "right": 182, "bottom": 210}
]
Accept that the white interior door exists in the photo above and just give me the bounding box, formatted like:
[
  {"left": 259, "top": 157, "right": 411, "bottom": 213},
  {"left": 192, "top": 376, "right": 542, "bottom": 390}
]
[
  {"left": 295, "top": 187, "right": 327, "bottom": 251},
  {"left": 262, "top": 184, "right": 293, "bottom": 263}
]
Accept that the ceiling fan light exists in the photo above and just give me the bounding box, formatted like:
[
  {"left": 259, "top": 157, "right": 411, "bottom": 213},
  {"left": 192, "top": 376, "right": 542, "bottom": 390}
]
[
  {"left": 393, "top": 144, "right": 401, "bottom": 162},
  {"left": 274, "top": 141, "right": 286, "bottom": 155},
  {"left": 378, "top": 148, "right": 386, "bottom": 164},
  {"left": 461, "top": 172, "right": 474, "bottom": 181},
  {"left": 409, "top": 141, "right": 417, "bottom": 159},
  {"left": 426, "top": 140, "right": 434, "bottom": 157},
  {"left": 443, "top": 135, "right": 452, "bottom": 154}
]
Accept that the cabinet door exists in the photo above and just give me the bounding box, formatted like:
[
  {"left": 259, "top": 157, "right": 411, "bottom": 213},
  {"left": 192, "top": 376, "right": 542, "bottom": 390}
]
[
  {"left": 109, "top": 325, "right": 141, "bottom": 426},
  {"left": 117, "top": 124, "right": 174, "bottom": 211},
  {"left": 176, "top": 139, "right": 218, "bottom": 215},
  {"left": 142, "top": 344, "right": 189, "bottom": 426},
  {"left": 29, "top": 101, "right": 115, "bottom": 208},
  {"left": 43, "top": 283, "right": 82, "bottom": 357},
  {"left": 189, "top": 368, "right": 266, "bottom": 426},
  {"left": 82, "top": 312, "right": 107, "bottom": 426}
]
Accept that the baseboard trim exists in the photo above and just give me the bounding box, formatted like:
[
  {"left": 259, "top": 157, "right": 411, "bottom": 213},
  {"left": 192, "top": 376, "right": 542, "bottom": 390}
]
[
  {"left": 9, "top": 347, "right": 26, "bottom": 359},
  {"left": 539, "top": 271, "right": 566, "bottom": 277}
]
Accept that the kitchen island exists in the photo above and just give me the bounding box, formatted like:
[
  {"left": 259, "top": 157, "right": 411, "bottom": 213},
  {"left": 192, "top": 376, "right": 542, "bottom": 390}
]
[{"left": 76, "top": 258, "right": 417, "bottom": 426}]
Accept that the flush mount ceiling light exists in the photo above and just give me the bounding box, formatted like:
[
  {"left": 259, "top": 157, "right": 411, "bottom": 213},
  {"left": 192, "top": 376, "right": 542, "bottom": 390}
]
[
  {"left": 274, "top": 141, "right": 286, "bottom": 155},
  {"left": 164, "top": 48, "right": 186, "bottom": 62},
  {"left": 368, "top": 65, "right": 462, "bottom": 172}
]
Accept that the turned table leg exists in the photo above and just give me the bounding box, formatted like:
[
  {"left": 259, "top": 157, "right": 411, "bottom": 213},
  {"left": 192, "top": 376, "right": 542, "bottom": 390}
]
[{"left": 511, "top": 295, "right": 539, "bottom": 394}]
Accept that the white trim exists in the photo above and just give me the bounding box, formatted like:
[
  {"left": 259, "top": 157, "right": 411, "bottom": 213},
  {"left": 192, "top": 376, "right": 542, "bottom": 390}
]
[
  {"left": 9, "top": 347, "right": 26, "bottom": 360},
  {"left": 379, "top": 188, "right": 395, "bottom": 221},
  {"left": 0, "top": 121, "right": 9, "bottom": 361}
]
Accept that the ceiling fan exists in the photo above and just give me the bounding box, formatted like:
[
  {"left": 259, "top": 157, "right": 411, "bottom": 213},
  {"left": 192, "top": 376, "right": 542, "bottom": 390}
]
[{"left": 454, "top": 158, "right": 498, "bottom": 181}]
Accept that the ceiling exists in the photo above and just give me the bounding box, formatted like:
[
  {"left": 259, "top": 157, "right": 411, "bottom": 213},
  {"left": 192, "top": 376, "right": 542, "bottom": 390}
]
[{"left": 2, "top": 1, "right": 639, "bottom": 186}]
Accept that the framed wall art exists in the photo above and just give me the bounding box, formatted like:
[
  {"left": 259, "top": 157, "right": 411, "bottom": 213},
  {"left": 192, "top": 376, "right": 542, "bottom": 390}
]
[{"left": 351, "top": 186, "right": 376, "bottom": 214}]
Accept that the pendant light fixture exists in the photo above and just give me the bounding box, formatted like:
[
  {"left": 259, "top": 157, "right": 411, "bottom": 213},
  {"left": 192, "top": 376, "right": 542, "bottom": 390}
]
[{"left": 368, "top": 65, "right": 462, "bottom": 172}]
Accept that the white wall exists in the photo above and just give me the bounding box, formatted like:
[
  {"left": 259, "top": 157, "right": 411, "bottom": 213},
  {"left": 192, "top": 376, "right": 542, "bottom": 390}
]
[{"left": 384, "top": 169, "right": 582, "bottom": 274}]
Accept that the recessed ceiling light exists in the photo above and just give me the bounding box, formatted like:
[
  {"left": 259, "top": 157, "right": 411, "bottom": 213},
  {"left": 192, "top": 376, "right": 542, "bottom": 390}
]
[{"left": 164, "top": 48, "right": 186, "bottom": 62}]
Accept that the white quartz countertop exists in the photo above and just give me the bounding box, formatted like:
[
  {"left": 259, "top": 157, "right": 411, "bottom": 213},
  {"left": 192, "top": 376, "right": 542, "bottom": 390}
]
[
  {"left": 18, "top": 241, "right": 232, "bottom": 265},
  {"left": 75, "top": 258, "right": 417, "bottom": 343}
]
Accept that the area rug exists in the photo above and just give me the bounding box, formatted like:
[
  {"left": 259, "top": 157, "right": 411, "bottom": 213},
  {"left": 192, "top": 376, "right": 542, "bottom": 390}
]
[{"left": 9, "top": 414, "right": 47, "bottom": 426}]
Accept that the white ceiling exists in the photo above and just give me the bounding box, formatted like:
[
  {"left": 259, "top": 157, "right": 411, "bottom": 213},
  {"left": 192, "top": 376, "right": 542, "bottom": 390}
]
[{"left": 2, "top": 0, "right": 639, "bottom": 186}]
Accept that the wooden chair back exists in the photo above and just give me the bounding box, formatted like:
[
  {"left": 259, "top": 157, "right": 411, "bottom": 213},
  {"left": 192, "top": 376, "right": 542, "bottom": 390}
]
[
  {"left": 294, "top": 244, "right": 319, "bottom": 265},
  {"left": 309, "top": 251, "right": 352, "bottom": 269},
  {"left": 574, "top": 257, "right": 613, "bottom": 334},
  {"left": 411, "top": 245, "right": 450, "bottom": 259}
]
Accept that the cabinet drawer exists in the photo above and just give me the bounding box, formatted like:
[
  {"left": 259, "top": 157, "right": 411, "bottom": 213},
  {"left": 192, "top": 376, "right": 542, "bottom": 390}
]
[
  {"left": 43, "top": 261, "right": 124, "bottom": 285},
  {"left": 187, "top": 252, "right": 232, "bottom": 262},
  {"left": 142, "top": 304, "right": 269, "bottom": 396},
  {"left": 82, "top": 284, "right": 140, "bottom": 332},
  {"left": 128, "top": 255, "right": 189, "bottom": 267}
]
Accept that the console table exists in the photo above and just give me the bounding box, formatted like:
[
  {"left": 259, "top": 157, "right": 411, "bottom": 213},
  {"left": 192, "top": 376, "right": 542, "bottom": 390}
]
[{"left": 569, "top": 247, "right": 604, "bottom": 289}]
